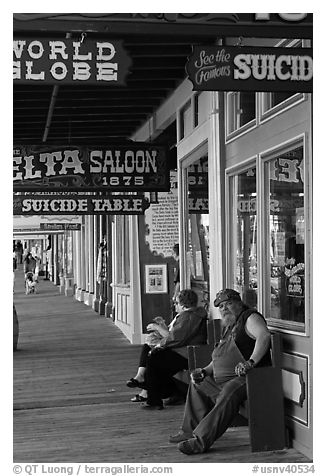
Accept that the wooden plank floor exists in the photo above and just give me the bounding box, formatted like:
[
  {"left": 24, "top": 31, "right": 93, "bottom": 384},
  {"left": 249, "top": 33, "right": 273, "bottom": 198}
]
[{"left": 13, "top": 266, "right": 311, "bottom": 463}]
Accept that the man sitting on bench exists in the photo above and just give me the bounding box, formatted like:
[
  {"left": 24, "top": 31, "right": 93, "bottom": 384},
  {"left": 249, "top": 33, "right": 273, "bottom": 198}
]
[{"left": 169, "top": 288, "right": 271, "bottom": 455}]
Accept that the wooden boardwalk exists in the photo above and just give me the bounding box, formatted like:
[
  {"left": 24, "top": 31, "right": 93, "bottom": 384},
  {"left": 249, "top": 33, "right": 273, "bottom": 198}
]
[{"left": 13, "top": 266, "right": 311, "bottom": 464}]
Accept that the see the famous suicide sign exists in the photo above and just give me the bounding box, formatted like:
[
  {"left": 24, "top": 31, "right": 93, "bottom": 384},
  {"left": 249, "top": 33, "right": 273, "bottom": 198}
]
[
  {"left": 186, "top": 46, "right": 312, "bottom": 93},
  {"left": 13, "top": 38, "right": 131, "bottom": 84},
  {"left": 13, "top": 145, "right": 169, "bottom": 192}
]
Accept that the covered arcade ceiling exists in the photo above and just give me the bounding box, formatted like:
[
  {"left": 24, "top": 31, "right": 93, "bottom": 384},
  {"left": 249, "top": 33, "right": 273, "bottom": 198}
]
[{"left": 13, "top": 13, "right": 313, "bottom": 147}]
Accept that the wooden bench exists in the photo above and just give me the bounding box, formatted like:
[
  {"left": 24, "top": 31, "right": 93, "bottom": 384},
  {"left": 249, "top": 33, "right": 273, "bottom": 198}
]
[{"left": 177, "top": 318, "right": 287, "bottom": 452}]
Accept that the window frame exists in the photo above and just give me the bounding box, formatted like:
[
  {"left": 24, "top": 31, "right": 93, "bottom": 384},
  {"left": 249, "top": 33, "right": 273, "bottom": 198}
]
[
  {"left": 260, "top": 134, "right": 311, "bottom": 336},
  {"left": 225, "top": 91, "right": 257, "bottom": 143},
  {"left": 259, "top": 38, "right": 308, "bottom": 124},
  {"left": 225, "top": 156, "right": 261, "bottom": 310}
]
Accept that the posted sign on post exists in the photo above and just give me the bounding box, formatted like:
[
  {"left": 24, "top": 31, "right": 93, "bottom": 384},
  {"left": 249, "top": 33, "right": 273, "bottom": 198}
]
[
  {"left": 186, "top": 46, "right": 313, "bottom": 93},
  {"left": 13, "top": 144, "right": 169, "bottom": 192}
]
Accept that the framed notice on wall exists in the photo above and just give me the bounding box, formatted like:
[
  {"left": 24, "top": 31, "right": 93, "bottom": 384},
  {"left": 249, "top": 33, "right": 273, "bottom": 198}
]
[{"left": 145, "top": 264, "right": 168, "bottom": 294}]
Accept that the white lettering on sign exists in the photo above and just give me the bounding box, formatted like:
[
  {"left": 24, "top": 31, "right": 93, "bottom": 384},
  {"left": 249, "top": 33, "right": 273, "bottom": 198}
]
[
  {"left": 89, "top": 150, "right": 158, "bottom": 174},
  {"left": 194, "top": 48, "right": 231, "bottom": 85},
  {"left": 91, "top": 198, "right": 143, "bottom": 213},
  {"left": 73, "top": 42, "right": 92, "bottom": 61},
  {"left": 13, "top": 147, "right": 165, "bottom": 191},
  {"left": 50, "top": 62, "right": 68, "bottom": 81},
  {"left": 49, "top": 41, "right": 68, "bottom": 60},
  {"left": 96, "top": 63, "right": 118, "bottom": 81},
  {"left": 233, "top": 53, "right": 312, "bottom": 82},
  {"left": 18, "top": 197, "right": 148, "bottom": 214},
  {"left": 22, "top": 199, "right": 88, "bottom": 213},
  {"left": 25, "top": 61, "right": 45, "bottom": 80},
  {"left": 73, "top": 62, "right": 91, "bottom": 81},
  {"left": 28, "top": 41, "right": 44, "bottom": 59},
  {"left": 13, "top": 40, "right": 122, "bottom": 83},
  {"left": 13, "top": 150, "right": 84, "bottom": 181},
  {"left": 255, "top": 13, "right": 308, "bottom": 22},
  {"left": 96, "top": 42, "right": 116, "bottom": 61}
]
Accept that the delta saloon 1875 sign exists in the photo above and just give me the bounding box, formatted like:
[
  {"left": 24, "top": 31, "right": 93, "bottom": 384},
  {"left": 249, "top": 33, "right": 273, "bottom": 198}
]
[
  {"left": 13, "top": 144, "right": 169, "bottom": 192},
  {"left": 186, "top": 46, "right": 313, "bottom": 93}
]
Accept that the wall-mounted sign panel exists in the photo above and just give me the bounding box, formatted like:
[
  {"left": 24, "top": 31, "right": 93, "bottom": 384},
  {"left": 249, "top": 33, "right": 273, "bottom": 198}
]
[
  {"left": 13, "top": 145, "right": 169, "bottom": 192},
  {"left": 186, "top": 46, "right": 312, "bottom": 93},
  {"left": 13, "top": 38, "right": 131, "bottom": 85},
  {"left": 40, "top": 223, "right": 81, "bottom": 231},
  {"left": 144, "top": 264, "right": 168, "bottom": 294},
  {"left": 13, "top": 194, "right": 150, "bottom": 215},
  {"left": 13, "top": 215, "right": 83, "bottom": 229}
]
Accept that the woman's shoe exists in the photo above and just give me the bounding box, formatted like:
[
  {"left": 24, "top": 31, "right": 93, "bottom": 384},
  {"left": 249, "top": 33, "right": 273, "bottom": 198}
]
[
  {"left": 131, "top": 394, "right": 147, "bottom": 402},
  {"left": 126, "top": 378, "right": 146, "bottom": 389}
]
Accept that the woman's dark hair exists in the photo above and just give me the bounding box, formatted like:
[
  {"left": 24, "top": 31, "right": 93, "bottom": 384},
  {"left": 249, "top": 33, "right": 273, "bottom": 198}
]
[
  {"left": 172, "top": 243, "right": 179, "bottom": 256},
  {"left": 177, "top": 289, "right": 198, "bottom": 308}
]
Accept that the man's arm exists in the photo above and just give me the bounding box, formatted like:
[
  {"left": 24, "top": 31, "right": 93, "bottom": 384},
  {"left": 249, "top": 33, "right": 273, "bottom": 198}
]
[
  {"left": 235, "top": 313, "right": 271, "bottom": 376},
  {"left": 245, "top": 313, "right": 271, "bottom": 365}
]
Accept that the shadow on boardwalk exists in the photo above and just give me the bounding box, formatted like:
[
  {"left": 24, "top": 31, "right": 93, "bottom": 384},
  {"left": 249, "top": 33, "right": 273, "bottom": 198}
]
[{"left": 13, "top": 267, "right": 311, "bottom": 464}]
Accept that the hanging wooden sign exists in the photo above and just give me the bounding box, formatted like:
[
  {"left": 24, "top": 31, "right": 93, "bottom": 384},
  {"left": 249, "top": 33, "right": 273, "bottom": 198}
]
[
  {"left": 13, "top": 144, "right": 169, "bottom": 192},
  {"left": 40, "top": 223, "right": 81, "bottom": 231},
  {"left": 13, "top": 38, "right": 131, "bottom": 85},
  {"left": 13, "top": 194, "right": 150, "bottom": 215},
  {"left": 186, "top": 46, "right": 312, "bottom": 93}
]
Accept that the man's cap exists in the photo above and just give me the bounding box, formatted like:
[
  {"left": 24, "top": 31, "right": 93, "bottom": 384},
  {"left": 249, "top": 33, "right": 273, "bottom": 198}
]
[{"left": 214, "top": 289, "right": 241, "bottom": 307}]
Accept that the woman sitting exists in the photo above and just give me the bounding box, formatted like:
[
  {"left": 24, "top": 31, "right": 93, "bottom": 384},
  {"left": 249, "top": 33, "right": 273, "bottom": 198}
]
[
  {"left": 126, "top": 316, "right": 169, "bottom": 403},
  {"left": 126, "top": 289, "right": 208, "bottom": 409}
]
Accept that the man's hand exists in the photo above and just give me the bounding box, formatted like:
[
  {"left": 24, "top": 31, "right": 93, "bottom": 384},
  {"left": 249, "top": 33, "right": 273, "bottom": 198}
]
[
  {"left": 146, "top": 323, "right": 159, "bottom": 332},
  {"left": 191, "top": 368, "right": 206, "bottom": 384},
  {"left": 235, "top": 360, "right": 254, "bottom": 376}
]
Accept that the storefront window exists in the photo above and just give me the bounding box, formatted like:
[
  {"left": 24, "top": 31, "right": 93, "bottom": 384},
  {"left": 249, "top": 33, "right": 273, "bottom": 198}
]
[
  {"left": 230, "top": 167, "right": 258, "bottom": 308},
  {"left": 266, "top": 145, "right": 305, "bottom": 327},
  {"left": 186, "top": 156, "right": 209, "bottom": 307},
  {"left": 226, "top": 91, "right": 256, "bottom": 136}
]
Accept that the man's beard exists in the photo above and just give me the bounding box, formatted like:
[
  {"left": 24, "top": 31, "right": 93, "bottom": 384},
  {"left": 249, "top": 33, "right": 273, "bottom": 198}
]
[{"left": 221, "top": 313, "right": 236, "bottom": 327}]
